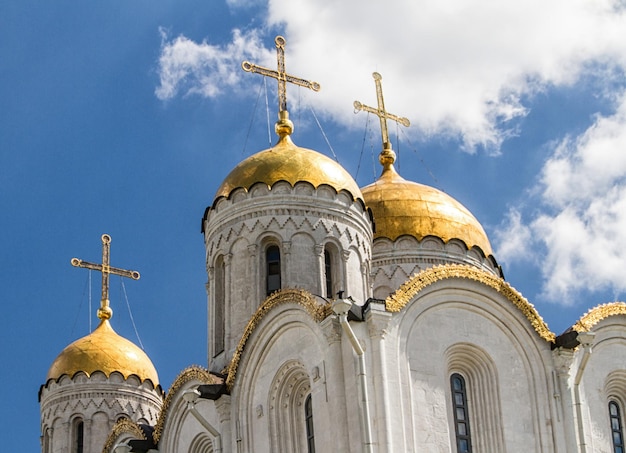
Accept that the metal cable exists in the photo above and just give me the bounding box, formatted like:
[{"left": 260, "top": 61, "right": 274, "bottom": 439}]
[{"left": 121, "top": 279, "right": 144, "bottom": 350}]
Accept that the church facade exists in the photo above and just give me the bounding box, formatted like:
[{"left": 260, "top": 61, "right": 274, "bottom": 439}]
[{"left": 40, "top": 37, "right": 626, "bottom": 453}]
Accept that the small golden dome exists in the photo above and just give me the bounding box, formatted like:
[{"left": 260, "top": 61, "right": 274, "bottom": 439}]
[
  {"left": 46, "top": 320, "right": 159, "bottom": 385},
  {"left": 362, "top": 149, "right": 493, "bottom": 256},
  {"left": 214, "top": 133, "right": 362, "bottom": 201}
]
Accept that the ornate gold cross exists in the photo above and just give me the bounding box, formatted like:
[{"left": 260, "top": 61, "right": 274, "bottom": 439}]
[
  {"left": 242, "top": 35, "right": 320, "bottom": 114},
  {"left": 354, "top": 72, "right": 410, "bottom": 150},
  {"left": 71, "top": 234, "right": 140, "bottom": 320}
]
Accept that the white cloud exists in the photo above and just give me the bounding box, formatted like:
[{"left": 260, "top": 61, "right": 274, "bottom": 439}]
[
  {"left": 155, "top": 28, "right": 272, "bottom": 100},
  {"left": 496, "top": 92, "right": 626, "bottom": 304},
  {"left": 493, "top": 209, "right": 534, "bottom": 265},
  {"left": 154, "top": 0, "right": 626, "bottom": 151}
]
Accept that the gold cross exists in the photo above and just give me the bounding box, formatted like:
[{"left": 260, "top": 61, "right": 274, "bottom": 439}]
[
  {"left": 242, "top": 36, "right": 320, "bottom": 114},
  {"left": 71, "top": 234, "right": 140, "bottom": 320},
  {"left": 354, "top": 72, "right": 410, "bottom": 150}
]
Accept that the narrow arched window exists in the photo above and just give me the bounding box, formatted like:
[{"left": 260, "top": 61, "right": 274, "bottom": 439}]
[
  {"left": 266, "top": 245, "right": 281, "bottom": 296},
  {"left": 214, "top": 255, "right": 225, "bottom": 356},
  {"left": 42, "top": 427, "right": 50, "bottom": 453},
  {"left": 610, "top": 401, "right": 624, "bottom": 453},
  {"left": 305, "top": 394, "right": 316, "bottom": 453},
  {"left": 75, "top": 420, "right": 84, "bottom": 453},
  {"left": 451, "top": 374, "right": 472, "bottom": 453},
  {"left": 324, "top": 249, "right": 333, "bottom": 298}
]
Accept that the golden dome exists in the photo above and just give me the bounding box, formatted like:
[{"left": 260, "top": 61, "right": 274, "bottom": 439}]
[
  {"left": 362, "top": 149, "right": 493, "bottom": 256},
  {"left": 214, "top": 113, "right": 362, "bottom": 201},
  {"left": 46, "top": 320, "right": 159, "bottom": 385}
]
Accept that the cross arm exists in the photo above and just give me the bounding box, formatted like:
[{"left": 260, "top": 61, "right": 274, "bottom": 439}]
[
  {"left": 353, "top": 101, "right": 410, "bottom": 127},
  {"left": 241, "top": 62, "right": 278, "bottom": 78},
  {"left": 71, "top": 258, "right": 140, "bottom": 280},
  {"left": 285, "top": 74, "right": 321, "bottom": 91},
  {"left": 382, "top": 111, "right": 410, "bottom": 127}
]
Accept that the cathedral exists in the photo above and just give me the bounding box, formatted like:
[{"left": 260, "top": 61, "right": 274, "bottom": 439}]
[{"left": 39, "top": 36, "right": 626, "bottom": 453}]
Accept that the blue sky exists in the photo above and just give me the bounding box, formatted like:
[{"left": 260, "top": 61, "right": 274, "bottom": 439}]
[{"left": 2, "top": 0, "right": 626, "bottom": 450}]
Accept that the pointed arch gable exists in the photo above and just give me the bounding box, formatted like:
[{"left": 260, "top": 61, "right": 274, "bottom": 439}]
[
  {"left": 386, "top": 264, "right": 555, "bottom": 342},
  {"left": 573, "top": 302, "right": 626, "bottom": 332},
  {"left": 102, "top": 418, "right": 146, "bottom": 453},
  {"left": 226, "top": 289, "right": 330, "bottom": 390},
  {"left": 153, "top": 366, "right": 222, "bottom": 444}
]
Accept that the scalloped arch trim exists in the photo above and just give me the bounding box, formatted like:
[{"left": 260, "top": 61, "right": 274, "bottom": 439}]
[
  {"left": 102, "top": 418, "right": 146, "bottom": 453},
  {"left": 385, "top": 264, "right": 555, "bottom": 342},
  {"left": 226, "top": 289, "right": 330, "bottom": 391},
  {"left": 573, "top": 302, "right": 626, "bottom": 332},
  {"left": 153, "top": 365, "right": 220, "bottom": 443}
]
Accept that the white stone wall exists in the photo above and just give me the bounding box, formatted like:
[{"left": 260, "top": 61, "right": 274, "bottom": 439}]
[
  {"left": 228, "top": 302, "right": 362, "bottom": 453},
  {"left": 386, "top": 279, "right": 557, "bottom": 452},
  {"left": 139, "top": 287, "right": 626, "bottom": 453},
  {"left": 39, "top": 371, "right": 162, "bottom": 453}
]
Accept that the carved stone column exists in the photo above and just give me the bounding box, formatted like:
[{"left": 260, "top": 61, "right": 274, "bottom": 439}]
[
  {"left": 247, "top": 244, "right": 258, "bottom": 305},
  {"left": 215, "top": 395, "right": 232, "bottom": 453},
  {"left": 315, "top": 244, "right": 325, "bottom": 298},
  {"left": 553, "top": 348, "right": 576, "bottom": 452}
]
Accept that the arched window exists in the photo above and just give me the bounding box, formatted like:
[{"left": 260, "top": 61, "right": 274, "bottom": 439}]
[
  {"left": 305, "top": 394, "right": 316, "bottom": 453},
  {"left": 266, "top": 245, "right": 281, "bottom": 296},
  {"left": 214, "top": 255, "right": 225, "bottom": 356},
  {"left": 42, "top": 427, "right": 50, "bottom": 453},
  {"left": 324, "top": 250, "right": 332, "bottom": 298},
  {"left": 74, "top": 419, "right": 84, "bottom": 453},
  {"left": 610, "top": 401, "right": 624, "bottom": 453},
  {"left": 446, "top": 344, "right": 503, "bottom": 451},
  {"left": 450, "top": 374, "right": 472, "bottom": 453}
]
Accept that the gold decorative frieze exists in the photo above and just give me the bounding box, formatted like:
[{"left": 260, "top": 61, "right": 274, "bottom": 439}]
[
  {"left": 573, "top": 302, "right": 626, "bottom": 332},
  {"left": 226, "top": 289, "right": 330, "bottom": 390},
  {"left": 386, "top": 264, "right": 555, "bottom": 342},
  {"left": 152, "top": 365, "right": 220, "bottom": 443}
]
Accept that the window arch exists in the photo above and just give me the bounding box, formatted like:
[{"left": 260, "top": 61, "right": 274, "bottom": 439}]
[
  {"left": 322, "top": 242, "right": 342, "bottom": 299},
  {"left": 446, "top": 343, "right": 504, "bottom": 452},
  {"left": 269, "top": 361, "right": 312, "bottom": 453},
  {"left": 610, "top": 401, "right": 624, "bottom": 453},
  {"left": 450, "top": 374, "right": 472, "bottom": 453},
  {"left": 605, "top": 371, "right": 626, "bottom": 453},
  {"left": 305, "top": 394, "right": 316, "bottom": 453},
  {"left": 42, "top": 426, "right": 51, "bottom": 453},
  {"left": 73, "top": 418, "right": 84, "bottom": 453},
  {"left": 189, "top": 432, "right": 214, "bottom": 453},
  {"left": 214, "top": 255, "right": 225, "bottom": 356},
  {"left": 266, "top": 245, "right": 281, "bottom": 296},
  {"left": 324, "top": 250, "right": 333, "bottom": 298}
]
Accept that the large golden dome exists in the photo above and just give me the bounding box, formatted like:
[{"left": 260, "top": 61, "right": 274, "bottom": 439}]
[
  {"left": 46, "top": 320, "right": 159, "bottom": 385},
  {"left": 362, "top": 149, "right": 493, "bottom": 256},
  {"left": 214, "top": 114, "right": 362, "bottom": 201}
]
